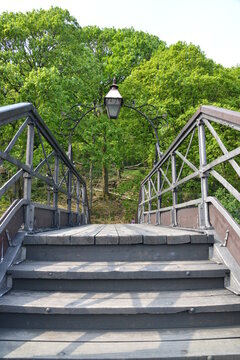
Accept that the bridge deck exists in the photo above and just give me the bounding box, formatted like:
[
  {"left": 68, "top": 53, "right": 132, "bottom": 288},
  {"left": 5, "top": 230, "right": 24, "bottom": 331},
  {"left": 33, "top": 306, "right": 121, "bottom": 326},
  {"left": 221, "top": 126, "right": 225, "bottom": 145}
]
[{"left": 25, "top": 224, "right": 212, "bottom": 245}]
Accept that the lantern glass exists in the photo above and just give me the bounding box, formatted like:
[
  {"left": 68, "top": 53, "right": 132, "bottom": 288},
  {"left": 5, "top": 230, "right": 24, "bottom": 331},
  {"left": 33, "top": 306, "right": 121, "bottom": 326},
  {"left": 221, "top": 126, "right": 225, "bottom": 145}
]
[
  {"left": 104, "top": 79, "right": 123, "bottom": 119},
  {"left": 105, "top": 97, "right": 122, "bottom": 119}
]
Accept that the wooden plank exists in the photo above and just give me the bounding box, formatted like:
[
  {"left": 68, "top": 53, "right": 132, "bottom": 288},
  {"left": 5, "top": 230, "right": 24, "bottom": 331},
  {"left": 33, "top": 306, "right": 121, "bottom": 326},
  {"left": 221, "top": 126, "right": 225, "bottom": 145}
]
[
  {"left": 95, "top": 225, "right": 119, "bottom": 245},
  {"left": 24, "top": 224, "right": 207, "bottom": 245},
  {"left": 0, "top": 326, "right": 239, "bottom": 342},
  {"left": 0, "top": 337, "right": 240, "bottom": 359},
  {"left": 132, "top": 224, "right": 198, "bottom": 244},
  {"left": 115, "top": 224, "right": 142, "bottom": 245},
  {"left": 126, "top": 224, "right": 166, "bottom": 244},
  {"left": 0, "top": 289, "right": 239, "bottom": 315},
  {"left": 24, "top": 225, "right": 101, "bottom": 245},
  {"left": 10, "top": 260, "right": 228, "bottom": 279},
  {"left": 70, "top": 224, "right": 104, "bottom": 245},
  {"left": 0, "top": 288, "right": 231, "bottom": 301}
]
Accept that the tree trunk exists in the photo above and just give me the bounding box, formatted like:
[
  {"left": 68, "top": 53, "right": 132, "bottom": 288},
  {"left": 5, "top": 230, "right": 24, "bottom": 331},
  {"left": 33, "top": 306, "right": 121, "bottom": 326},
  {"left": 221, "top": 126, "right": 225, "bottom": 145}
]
[
  {"left": 117, "top": 168, "right": 122, "bottom": 180},
  {"left": 89, "top": 162, "right": 93, "bottom": 210},
  {"left": 102, "top": 130, "right": 109, "bottom": 198},
  {"left": 102, "top": 165, "right": 109, "bottom": 198}
]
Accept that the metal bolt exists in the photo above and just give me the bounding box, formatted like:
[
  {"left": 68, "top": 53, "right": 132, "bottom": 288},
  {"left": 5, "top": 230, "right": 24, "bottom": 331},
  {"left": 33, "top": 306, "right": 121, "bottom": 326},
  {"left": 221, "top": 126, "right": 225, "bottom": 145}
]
[
  {"left": 186, "top": 271, "right": 191, "bottom": 276},
  {"left": 189, "top": 307, "right": 195, "bottom": 314},
  {"left": 45, "top": 307, "right": 51, "bottom": 313},
  {"left": 207, "top": 356, "right": 214, "bottom": 360},
  {"left": 48, "top": 272, "right": 53, "bottom": 276}
]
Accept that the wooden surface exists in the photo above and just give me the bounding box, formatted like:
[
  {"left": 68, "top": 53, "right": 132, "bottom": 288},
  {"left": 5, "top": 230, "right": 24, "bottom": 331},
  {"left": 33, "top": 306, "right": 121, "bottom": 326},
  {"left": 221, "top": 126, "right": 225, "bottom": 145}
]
[
  {"left": 0, "top": 327, "right": 240, "bottom": 359},
  {"left": 24, "top": 224, "right": 211, "bottom": 245},
  {"left": 0, "top": 289, "right": 240, "bottom": 315},
  {"left": 1, "top": 222, "right": 240, "bottom": 358},
  {"left": 9, "top": 260, "right": 228, "bottom": 279}
]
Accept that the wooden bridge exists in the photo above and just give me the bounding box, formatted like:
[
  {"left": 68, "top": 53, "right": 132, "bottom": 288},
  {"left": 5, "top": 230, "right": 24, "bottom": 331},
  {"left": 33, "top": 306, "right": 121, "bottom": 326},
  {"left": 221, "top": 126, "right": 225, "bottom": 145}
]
[{"left": 0, "top": 103, "right": 239, "bottom": 358}]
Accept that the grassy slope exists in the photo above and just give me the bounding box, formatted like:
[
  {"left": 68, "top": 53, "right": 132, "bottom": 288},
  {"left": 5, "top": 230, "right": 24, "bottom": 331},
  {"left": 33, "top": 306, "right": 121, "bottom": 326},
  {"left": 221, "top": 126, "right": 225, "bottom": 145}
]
[{"left": 90, "top": 168, "right": 147, "bottom": 224}]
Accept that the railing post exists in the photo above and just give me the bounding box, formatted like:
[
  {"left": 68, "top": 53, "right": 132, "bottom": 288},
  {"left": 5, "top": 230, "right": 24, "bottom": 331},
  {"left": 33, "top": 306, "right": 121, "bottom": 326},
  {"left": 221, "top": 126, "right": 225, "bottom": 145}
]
[
  {"left": 53, "top": 154, "right": 59, "bottom": 228},
  {"left": 67, "top": 143, "right": 73, "bottom": 226},
  {"left": 198, "top": 119, "right": 211, "bottom": 228},
  {"left": 47, "top": 173, "right": 51, "bottom": 207},
  {"left": 76, "top": 179, "right": 80, "bottom": 225},
  {"left": 67, "top": 170, "right": 72, "bottom": 226},
  {"left": 24, "top": 119, "right": 35, "bottom": 231},
  {"left": 141, "top": 185, "right": 145, "bottom": 223},
  {"left": 82, "top": 184, "right": 88, "bottom": 224},
  {"left": 148, "top": 179, "right": 152, "bottom": 224},
  {"left": 171, "top": 152, "right": 178, "bottom": 226},
  {"left": 82, "top": 185, "right": 85, "bottom": 224},
  {"left": 157, "top": 170, "right": 161, "bottom": 225}
]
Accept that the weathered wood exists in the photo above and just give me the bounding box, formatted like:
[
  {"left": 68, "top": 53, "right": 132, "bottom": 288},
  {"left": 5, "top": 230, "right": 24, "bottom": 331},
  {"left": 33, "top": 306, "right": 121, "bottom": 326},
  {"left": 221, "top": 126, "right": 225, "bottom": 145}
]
[
  {"left": 1, "top": 326, "right": 240, "bottom": 342},
  {"left": 0, "top": 336, "right": 240, "bottom": 359},
  {"left": 95, "top": 225, "right": 119, "bottom": 245},
  {"left": 71, "top": 224, "right": 104, "bottom": 245},
  {"left": 116, "top": 224, "right": 142, "bottom": 245},
  {"left": 24, "top": 225, "right": 95, "bottom": 244},
  {"left": 126, "top": 224, "right": 166, "bottom": 244},
  {"left": 10, "top": 260, "right": 228, "bottom": 279},
  {"left": 0, "top": 289, "right": 239, "bottom": 315},
  {"left": 24, "top": 224, "right": 210, "bottom": 247}
]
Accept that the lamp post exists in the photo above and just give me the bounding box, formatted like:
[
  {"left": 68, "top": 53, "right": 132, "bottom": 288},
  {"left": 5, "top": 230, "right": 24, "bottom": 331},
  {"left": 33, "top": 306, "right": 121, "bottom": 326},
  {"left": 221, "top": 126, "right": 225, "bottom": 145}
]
[
  {"left": 104, "top": 78, "right": 167, "bottom": 163},
  {"left": 61, "top": 78, "right": 167, "bottom": 164},
  {"left": 60, "top": 78, "right": 167, "bottom": 210}
]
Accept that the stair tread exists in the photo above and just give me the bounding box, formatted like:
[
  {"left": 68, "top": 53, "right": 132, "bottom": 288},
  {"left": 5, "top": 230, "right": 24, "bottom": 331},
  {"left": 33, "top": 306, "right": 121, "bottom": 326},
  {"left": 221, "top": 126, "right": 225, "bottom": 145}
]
[
  {"left": 24, "top": 224, "right": 211, "bottom": 245},
  {"left": 0, "top": 327, "right": 240, "bottom": 359},
  {"left": 9, "top": 260, "right": 228, "bottom": 279},
  {"left": 0, "top": 289, "right": 240, "bottom": 314},
  {"left": 1, "top": 326, "right": 240, "bottom": 342}
]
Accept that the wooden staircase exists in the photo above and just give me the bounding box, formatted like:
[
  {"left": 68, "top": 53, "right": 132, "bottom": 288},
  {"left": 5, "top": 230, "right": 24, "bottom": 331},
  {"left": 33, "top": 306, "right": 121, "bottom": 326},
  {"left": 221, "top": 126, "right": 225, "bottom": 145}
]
[{"left": 0, "top": 224, "right": 240, "bottom": 359}]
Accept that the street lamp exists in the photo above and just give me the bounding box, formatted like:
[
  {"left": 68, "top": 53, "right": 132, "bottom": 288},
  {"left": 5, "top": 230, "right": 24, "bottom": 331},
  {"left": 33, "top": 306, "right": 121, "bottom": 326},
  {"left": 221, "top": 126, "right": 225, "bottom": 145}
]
[
  {"left": 61, "top": 78, "right": 167, "bottom": 163},
  {"left": 104, "top": 78, "right": 123, "bottom": 119},
  {"left": 104, "top": 78, "right": 167, "bottom": 163}
]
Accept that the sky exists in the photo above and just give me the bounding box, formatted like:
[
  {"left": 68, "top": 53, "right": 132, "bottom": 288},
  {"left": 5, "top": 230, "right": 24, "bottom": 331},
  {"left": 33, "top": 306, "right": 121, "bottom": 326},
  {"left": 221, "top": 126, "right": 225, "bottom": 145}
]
[{"left": 0, "top": 0, "right": 239, "bottom": 68}]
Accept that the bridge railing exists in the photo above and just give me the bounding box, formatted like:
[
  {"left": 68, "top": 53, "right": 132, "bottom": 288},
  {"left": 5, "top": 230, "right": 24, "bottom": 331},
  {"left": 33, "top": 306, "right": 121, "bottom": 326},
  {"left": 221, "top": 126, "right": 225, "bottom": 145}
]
[
  {"left": 138, "top": 105, "right": 240, "bottom": 262},
  {"left": 0, "top": 103, "right": 89, "bottom": 260}
]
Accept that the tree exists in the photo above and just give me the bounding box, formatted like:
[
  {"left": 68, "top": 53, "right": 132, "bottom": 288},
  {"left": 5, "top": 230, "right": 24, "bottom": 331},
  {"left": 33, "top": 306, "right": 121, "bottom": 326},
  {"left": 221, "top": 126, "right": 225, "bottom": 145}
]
[
  {"left": 0, "top": 7, "right": 100, "bottom": 135},
  {"left": 119, "top": 41, "right": 240, "bottom": 211},
  {"left": 79, "top": 26, "right": 165, "bottom": 195},
  {"left": 120, "top": 41, "right": 240, "bottom": 154}
]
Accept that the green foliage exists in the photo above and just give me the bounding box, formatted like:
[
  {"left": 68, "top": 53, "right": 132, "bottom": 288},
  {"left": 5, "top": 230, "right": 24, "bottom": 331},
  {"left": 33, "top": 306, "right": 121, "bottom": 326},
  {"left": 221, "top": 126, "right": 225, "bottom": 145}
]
[
  {"left": 81, "top": 26, "right": 164, "bottom": 86},
  {"left": 0, "top": 8, "right": 239, "bottom": 222},
  {"left": 0, "top": 7, "right": 100, "bottom": 135},
  {"left": 215, "top": 188, "right": 240, "bottom": 224}
]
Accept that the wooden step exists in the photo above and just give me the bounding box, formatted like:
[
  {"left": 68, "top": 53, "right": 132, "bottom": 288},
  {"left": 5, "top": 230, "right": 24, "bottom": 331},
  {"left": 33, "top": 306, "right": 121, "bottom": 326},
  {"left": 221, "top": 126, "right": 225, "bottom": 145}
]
[
  {"left": 0, "top": 289, "right": 240, "bottom": 329},
  {"left": 25, "top": 243, "right": 211, "bottom": 262},
  {"left": 9, "top": 260, "right": 228, "bottom": 292},
  {"left": 24, "top": 225, "right": 213, "bottom": 262},
  {"left": 24, "top": 224, "right": 213, "bottom": 245},
  {"left": 0, "top": 327, "right": 240, "bottom": 359}
]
